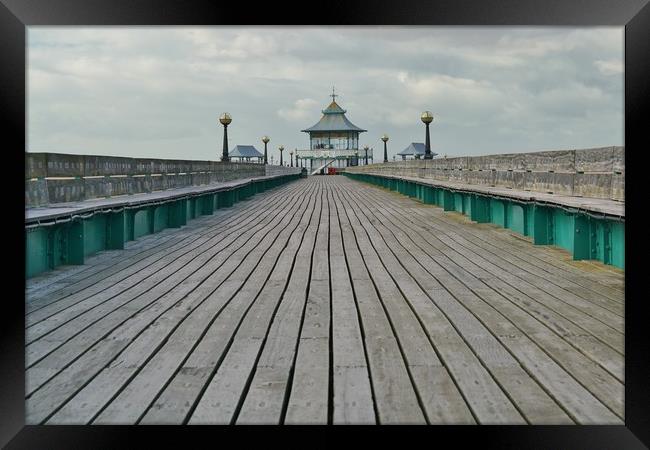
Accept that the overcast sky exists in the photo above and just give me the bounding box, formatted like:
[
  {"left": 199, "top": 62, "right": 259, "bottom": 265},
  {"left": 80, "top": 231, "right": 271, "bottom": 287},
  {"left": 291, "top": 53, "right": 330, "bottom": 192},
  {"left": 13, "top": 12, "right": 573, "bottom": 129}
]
[{"left": 27, "top": 26, "right": 623, "bottom": 163}]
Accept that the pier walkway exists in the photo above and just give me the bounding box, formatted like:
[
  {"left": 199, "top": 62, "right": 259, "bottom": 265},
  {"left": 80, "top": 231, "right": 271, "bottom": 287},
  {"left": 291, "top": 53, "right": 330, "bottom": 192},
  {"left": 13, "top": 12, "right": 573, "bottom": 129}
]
[{"left": 25, "top": 176, "right": 624, "bottom": 425}]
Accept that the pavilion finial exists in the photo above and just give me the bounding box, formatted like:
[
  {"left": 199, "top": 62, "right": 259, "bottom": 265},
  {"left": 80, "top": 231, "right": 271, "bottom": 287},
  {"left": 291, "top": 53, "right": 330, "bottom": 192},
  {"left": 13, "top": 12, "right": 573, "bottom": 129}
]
[{"left": 331, "top": 86, "right": 338, "bottom": 102}]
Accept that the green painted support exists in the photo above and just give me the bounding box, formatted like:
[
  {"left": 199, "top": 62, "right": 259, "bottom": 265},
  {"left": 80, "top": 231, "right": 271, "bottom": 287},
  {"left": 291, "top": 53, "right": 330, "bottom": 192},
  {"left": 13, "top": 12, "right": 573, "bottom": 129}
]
[
  {"left": 532, "top": 205, "right": 553, "bottom": 245},
  {"left": 470, "top": 195, "right": 490, "bottom": 223},
  {"left": 146, "top": 207, "right": 155, "bottom": 234},
  {"left": 489, "top": 199, "right": 506, "bottom": 227},
  {"left": 153, "top": 205, "right": 169, "bottom": 233},
  {"left": 611, "top": 222, "right": 625, "bottom": 269},
  {"left": 572, "top": 214, "right": 591, "bottom": 261},
  {"left": 126, "top": 209, "right": 135, "bottom": 241},
  {"left": 346, "top": 172, "right": 624, "bottom": 270},
  {"left": 83, "top": 215, "right": 107, "bottom": 256},
  {"left": 423, "top": 186, "right": 436, "bottom": 205},
  {"left": 442, "top": 190, "right": 454, "bottom": 211},
  {"left": 219, "top": 190, "right": 233, "bottom": 208},
  {"left": 202, "top": 193, "right": 215, "bottom": 215},
  {"left": 107, "top": 211, "right": 126, "bottom": 249},
  {"left": 25, "top": 227, "right": 49, "bottom": 278},
  {"left": 409, "top": 182, "right": 417, "bottom": 198},
  {"left": 463, "top": 193, "right": 472, "bottom": 217},
  {"left": 454, "top": 193, "right": 464, "bottom": 213},
  {"left": 507, "top": 203, "right": 527, "bottom": 236},
  {"left": 552, "top": 210, "right": 573, "bottom": 253},
  {"left": 168, "top": 199, "right": 187, "bottom": 228},
  {"left": 67, "top": 220, "right": 85, "bottom": 265},
  {"left": 26, "top": 174, "right": 302, "bottom": 278},
  {"left": 524, "top": 204, "right": 534, "bottom": 237}
]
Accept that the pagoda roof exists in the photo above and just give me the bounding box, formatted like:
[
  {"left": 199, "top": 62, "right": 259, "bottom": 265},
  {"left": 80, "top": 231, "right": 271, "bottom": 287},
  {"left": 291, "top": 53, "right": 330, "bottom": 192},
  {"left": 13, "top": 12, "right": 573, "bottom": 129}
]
[
  {"left": 397, "top": 142, "right": 438, "bottom": 157},
  {"left": 230, "top": 145, "right": 263, "bottom": 158},
  {"left": 301, "top": 100, "right": 367, "bottom": 133}
]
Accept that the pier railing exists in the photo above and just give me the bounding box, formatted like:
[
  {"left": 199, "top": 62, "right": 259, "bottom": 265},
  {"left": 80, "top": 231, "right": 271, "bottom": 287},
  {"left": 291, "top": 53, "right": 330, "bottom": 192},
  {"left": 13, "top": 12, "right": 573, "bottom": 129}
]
[
  {"left": 346, "top": 146, "right": 624, "bottom": 202},
  {"left": 25, "top": 153, "right": 299, "bottom": 207}
]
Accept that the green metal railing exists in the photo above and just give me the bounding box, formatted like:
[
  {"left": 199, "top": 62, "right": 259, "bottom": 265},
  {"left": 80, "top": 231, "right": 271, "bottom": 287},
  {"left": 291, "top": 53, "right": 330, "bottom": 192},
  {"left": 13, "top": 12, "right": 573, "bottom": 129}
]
[
  {"left": 343, "top": 172, "right": 624, "bottom": 270},
  {"left": 25, "top": 173, "right": 300, "bottom": 279}
]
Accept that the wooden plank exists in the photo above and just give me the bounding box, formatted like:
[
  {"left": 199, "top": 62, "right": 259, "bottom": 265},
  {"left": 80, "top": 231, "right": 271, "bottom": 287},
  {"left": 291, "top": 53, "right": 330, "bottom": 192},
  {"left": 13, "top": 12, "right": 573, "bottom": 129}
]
[
  {"left": 404, "top": 195, "right": 624, "bottom": 302},
  {"left": 332, "top": 188, "right": 426, "bottom": 424},
  {"left": 26, "top": 188, "right": 303, "bottom": 369},
  {"left": 26, "top": 183, "right": 310, "bottom": 424},
  {"left": 328, "top": 188, "right": 375, "bottom": 424},
  {"left": 138, "top": 182, "right": 320, "bottom": 424},
  {"left": 26, "top": 180, "right": 301, "bottom": 310},
  {"left": 192, "top": 183, "right": 324, "bottom": 425},
  {"left": 285, "top": 186, "right": 330, "bottom": 424},
  {"left": 359, "top": 184, "right": 624, "bottom": 355},
  {"left": 344, "top": 179, "right": 622, "bottom": 423},
  {"left": 26, "top": 184, "right": 296, "bottom": 319},
  {"left": 50, "top": 182, "right": 314, "bottom": 424},
  {"left": 335, "top": 184, "right": 528, "bottom": 424}
]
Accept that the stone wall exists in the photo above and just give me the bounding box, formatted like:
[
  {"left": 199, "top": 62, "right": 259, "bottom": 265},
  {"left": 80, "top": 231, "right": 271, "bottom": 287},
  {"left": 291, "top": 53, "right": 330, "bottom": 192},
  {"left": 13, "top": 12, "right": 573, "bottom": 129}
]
[
  {"left": 25, "top": 153, "right": 298, "bottom": 207},
  {"left": 264, "top": 165, "right": 302, "bottom": 177},
  {"left": 346, "top": 146, "right": 624, "bottom": 201}
]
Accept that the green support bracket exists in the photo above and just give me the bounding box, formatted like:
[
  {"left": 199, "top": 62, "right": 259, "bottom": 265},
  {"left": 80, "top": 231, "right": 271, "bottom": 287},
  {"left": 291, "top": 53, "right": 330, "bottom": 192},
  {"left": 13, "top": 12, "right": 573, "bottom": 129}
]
[
  {"left": 522, "top": 204, "right": 532, "bottom": 237},
  {"left": 454, "top": 192, "right": 464, "bottom": 213},
  {"left": 532, "top": 205, "right": 553, "bottom": 245},
  {"left": 423, "top": 186, "right": 435, "bottom": 205},
  {"left": 470, "top": 195, "right": 490, "bottom": 223},
  {"left": 442, "top": 190, "right": 455, "bottom": 211},
  {"left": 146, "top": 206, "right": 155, "bottom": 234},
  {"left": 572, "top": 214, "right": 591, "bottom": 260},
  {"left": 219, "top": 190, "right": 233, "bottom": 208},
  {"left": 67, "top": 220, "right": 85, "bottom": 265},
  {"left": 168, "top": 199, "right": 187, "bottom": 228},
  {"left": 126, "top": 209, "right": 135, "bottom": 241},
  {"left": 107, "top": 210, "right": 126, "bottom": 249},
  {"left": 503, "top": 201, "right": 512, "bottom": 229},
  {"left": 463, "top": 193, "right": 472, "bottom": 217},
  {"left": 202, "top": 193, "right": 215, "bottom": 215}
]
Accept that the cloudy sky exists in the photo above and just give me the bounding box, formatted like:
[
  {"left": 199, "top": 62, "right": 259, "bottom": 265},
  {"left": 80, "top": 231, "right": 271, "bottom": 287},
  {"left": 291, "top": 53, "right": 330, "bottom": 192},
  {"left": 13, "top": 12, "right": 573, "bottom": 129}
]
[{"left": 27, "top": 26, "right": 623, "bottom": 163}]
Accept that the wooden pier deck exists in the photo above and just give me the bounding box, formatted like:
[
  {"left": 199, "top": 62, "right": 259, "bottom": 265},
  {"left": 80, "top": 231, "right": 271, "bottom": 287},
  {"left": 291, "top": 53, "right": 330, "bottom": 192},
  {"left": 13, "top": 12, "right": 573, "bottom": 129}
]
[{"left": 25, "top": 176, "right": 624, "bottom": 425}]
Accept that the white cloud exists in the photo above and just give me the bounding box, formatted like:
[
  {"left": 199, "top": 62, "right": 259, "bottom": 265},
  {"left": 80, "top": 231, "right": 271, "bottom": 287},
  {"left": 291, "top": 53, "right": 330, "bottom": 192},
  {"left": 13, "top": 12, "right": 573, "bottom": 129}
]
[
  {"left": 594, "top": 59, "right": 623, "bottom": 75},
  {"left": 277, "top": 98, "right": 320, "bottom": 122},
  {"left": 27, "top": 26, "right": 624, "bottom": 160}
]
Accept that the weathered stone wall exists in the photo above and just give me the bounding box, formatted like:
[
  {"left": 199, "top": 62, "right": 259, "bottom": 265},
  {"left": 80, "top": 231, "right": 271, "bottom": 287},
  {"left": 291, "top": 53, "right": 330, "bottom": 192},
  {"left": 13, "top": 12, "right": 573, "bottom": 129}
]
[
  {"left": 25, "top": 153, "right": 278, "bottom": 207},
  {"left": 264, "top": 165, "right": 302, "bottom": 177},
  {"left": 346, "top": 146, "right": 624, "bottom": 201}
]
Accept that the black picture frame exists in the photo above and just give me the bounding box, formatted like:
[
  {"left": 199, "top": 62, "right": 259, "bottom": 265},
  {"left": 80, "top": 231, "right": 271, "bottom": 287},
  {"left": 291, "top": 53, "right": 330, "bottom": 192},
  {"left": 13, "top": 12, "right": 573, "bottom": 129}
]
[{"left": 1, "top": 0, "right": 648, "bottom": 447}]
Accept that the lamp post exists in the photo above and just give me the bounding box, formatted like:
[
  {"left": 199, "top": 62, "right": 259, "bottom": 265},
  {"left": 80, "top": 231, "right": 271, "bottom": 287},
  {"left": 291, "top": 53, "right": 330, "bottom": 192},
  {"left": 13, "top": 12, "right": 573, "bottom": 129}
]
[
  {"left": 290, "top": 150, "right": 294, "bottom": 167},
  {"left": 219, "top": 113, "right": 232, "bottom": 162},
  {"left": 421, "top": 111, "right": 434, "bottom": 159},
  {"left": 381, "top": 134, "right": 389, "bottom": 163},
  {"left": 363, "top": 145, "right": 369, "bottom": 165},
  {"left": 279, "top": 145, "right": 284, "bottom": 166},
  {"left": 262, "top": 135, "right": 270, "bottom": 165}
]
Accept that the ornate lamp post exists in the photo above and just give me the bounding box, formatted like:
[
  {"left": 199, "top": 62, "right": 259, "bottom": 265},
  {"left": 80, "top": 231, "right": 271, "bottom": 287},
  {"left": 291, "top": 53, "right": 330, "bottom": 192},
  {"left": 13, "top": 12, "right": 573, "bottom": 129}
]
[
  {"left": 290, "top": 150, "right": 294, "bottom": 167},
  {"left": 219, "top": 113, "right": 232, "bottom": 162},
  {"left": 262, "top": 135, "right": 270, "bottom": 165},
  {"left": 381, "top": 134, "right": 389, "bottom": 163},
  {"left": 421, "top": 111, "right": 434, "bottom": 159},
  {"left": 363, "top": 145, "right": 369, "bottom": 165},
  {"left": 279, "top": 145, "right": 284, "bottom": 166}
]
